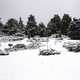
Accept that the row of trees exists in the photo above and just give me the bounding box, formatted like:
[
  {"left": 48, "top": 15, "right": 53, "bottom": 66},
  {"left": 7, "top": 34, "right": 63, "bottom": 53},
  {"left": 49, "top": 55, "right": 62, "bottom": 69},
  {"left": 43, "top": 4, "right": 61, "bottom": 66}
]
[
  {"left": 25, "top": 14, "right": 72, "bottom": 38},
  {"left": 0, "top": 14, "right": 80, "bottom": 39}
]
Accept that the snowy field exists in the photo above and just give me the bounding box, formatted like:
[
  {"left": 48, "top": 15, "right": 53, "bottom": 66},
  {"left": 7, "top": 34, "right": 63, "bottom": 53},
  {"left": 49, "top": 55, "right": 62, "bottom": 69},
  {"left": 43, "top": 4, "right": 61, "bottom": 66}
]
[{"left": 0, "top": 36, "right": 80, "bottom": 80}]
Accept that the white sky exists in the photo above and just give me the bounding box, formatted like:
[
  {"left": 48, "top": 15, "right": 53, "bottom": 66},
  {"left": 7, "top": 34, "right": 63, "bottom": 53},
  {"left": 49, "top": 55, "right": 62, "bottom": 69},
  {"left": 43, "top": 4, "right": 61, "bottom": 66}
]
[{"left": 0, "top": 0, "right": 80, "bottom": 25}]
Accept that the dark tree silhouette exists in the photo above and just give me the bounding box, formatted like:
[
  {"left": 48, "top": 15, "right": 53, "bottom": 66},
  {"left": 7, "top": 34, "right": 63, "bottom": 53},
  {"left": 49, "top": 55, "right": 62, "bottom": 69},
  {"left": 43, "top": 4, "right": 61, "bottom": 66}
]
[
  {"left": 68, "top": 18, "right": 80, "bottom": 39},
  {"left": 47, "top": 14, "right": 61, "bottom": 36},
  {"left": 4, "top": 18, "right": 19, "bottom": 35},
  {"left": 19, "top": 17, "right": 25, "bottom": 32},
  {"left": 38, "top": 22, "right": 46, "bottom": 37},
  {"left": 26, "top": 14, "right": 38, "bottom": 38},
  {"left": 0, "top": 18, "right": 4, "bottom": 31},
  {"left": 61, "top": 14, "right": 72, "bottom": 35}
]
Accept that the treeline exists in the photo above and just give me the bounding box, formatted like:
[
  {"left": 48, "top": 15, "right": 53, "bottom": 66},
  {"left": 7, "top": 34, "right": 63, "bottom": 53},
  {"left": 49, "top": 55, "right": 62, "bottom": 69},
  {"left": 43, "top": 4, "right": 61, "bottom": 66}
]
[{"left": 0, "top": 14, "right": 80, "bottom": 39}]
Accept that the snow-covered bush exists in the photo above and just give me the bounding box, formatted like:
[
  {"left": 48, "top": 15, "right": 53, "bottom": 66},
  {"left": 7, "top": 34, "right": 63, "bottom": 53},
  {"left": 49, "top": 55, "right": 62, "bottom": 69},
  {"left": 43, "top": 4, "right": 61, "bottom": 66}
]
[
  {"left": 12, "top": 37, "right": 23, "bottom": 41},
  {"left": 63, "top": 42, "right": 80, "bottom": 52},
  {"left": 26, "top": 41, "right": 41, "bottom": 49},
  {"left": 4, "top": 48, "right": 14, "bottom": 52},
  {"left": 14, "top": 33, "right": 25, "bottom": 37},
  {"left": 39, "top": 37, "right": 49, "bottom": 42},
  {"left": 39, "top": 49, "right": 61, "bottom": 56},
  {"left": 12, "top": 44, "right": 27, "bottom": 51},
  {"left": 0, "top": 49, "right": 9, "bottom": 55}
]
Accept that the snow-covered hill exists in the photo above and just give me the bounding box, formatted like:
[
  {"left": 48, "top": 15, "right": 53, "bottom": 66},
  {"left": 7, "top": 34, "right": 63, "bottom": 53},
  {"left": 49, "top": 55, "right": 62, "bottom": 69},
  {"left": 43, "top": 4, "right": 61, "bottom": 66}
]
[{"left": 0, "top": 37, "right": 80, "bottom": 80}]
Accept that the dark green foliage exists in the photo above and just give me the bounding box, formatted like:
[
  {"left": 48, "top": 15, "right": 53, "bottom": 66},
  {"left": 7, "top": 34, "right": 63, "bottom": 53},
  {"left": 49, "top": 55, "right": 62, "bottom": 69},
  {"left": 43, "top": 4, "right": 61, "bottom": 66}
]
[
  {"left": 51, "top": 14, "right": 61, "bottom": 31},
  {"left": 61, "top": 14, "right": 72, "bottom": 35},
  {"left": 0, "top": 22, "right": 3, "bottom": 28},
  {"left": 68, "top": 18, "right": 80, "bottom": 39},
  {"left": 2, "top": 25, "right": 9, "bottom": 34},
  {"left": 38, "top": 22, "right": 47, "bottom": 37},
  {"left": 0, "top": 18, "right": 3, "bottom": 27},
  {"left": 25, "top": 15, "right": 38, "bottom": 38},
  {"left": 47, "top": 14, "right": 61, "bottom": 36},
  {"left": 0, "top": 14, "right": 75, "bottom": 38},
  {"left": 19, "top": 17, "right": 25, "bottom": 32},
  {"left": 0, "top": 18, "right": 4, "bottom": 32},
  {"left": 4, "top": 18, "right": 19, "bottom": 35}
]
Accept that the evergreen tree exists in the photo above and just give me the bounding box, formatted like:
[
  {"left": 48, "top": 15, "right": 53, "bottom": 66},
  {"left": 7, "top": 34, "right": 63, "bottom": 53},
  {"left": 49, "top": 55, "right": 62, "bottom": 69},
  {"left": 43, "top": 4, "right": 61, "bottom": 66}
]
[
  {"left": 68, "top": 18, "right": 80, "bottom": 39},
  {"left": 61, "top": 14, "right": 72, "bottom": 35},
  {"left": 19, "top": 17, "right": 24, "bottom": 32},
  {"left": 0, "top": 18, "right": 4, "bottom": 31},
  {"left": 4, "top": 18, "right": 19, "bottom": 35},
  {"left": 38, "top": 22, "right": 46, "bottom": 37},
  {"left": 26, "top": 14, "right": 38, "bottom": 38},
  {"left": 47, "top": 14, "right": 61, "bottom": 36},
  {"left": 52, "top": 14, "right": 61, "bottom": 32}
]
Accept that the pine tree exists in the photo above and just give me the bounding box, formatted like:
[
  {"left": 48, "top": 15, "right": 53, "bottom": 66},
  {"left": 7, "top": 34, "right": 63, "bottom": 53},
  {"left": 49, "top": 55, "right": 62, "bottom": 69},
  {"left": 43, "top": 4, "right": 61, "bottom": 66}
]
[
  {"left": 61, "top": 14, "right": 72, "bottom": 35},
  {"left": 19, "top": 17, "right": 24, "bottom": 32},
  {"left": 47, "top": 14, "right": 61, "bottom": 36},
  {"left": 0, "top": 18, "right": 4, "bottom": 31},
  {"left": 26, "top": 14, "right": 38, "bottom": 38},
  {"left": 38, "top": 22, "right": 46, "bottom": 37},
  {"left": 4, "top": 18, "right": 19, "bottom": 35},
  {"left": 68, "top": 18, "right": 80, "bottom": 39}
]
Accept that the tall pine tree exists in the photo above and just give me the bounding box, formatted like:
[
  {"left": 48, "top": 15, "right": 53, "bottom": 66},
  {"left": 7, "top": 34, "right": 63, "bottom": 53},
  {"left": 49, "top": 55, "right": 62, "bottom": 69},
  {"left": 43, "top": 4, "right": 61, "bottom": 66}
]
[
  {"left": 4, "top": 18, "right": 19, "bottom": 35},
  {"left": 26, "top": 14, "right": 38, "bottom": 38},
  {"left": 47, "top": 14, "right": 61, "bottom": 36},
  {"left": 38, "top": 22, "right": 46, "bottom": 37},
  {"left": 68, "top": 18, "right": 80, "bottom": 39},
  {"left": 61, "top": 14, "right": 72, "bottom": 35},
  {"left": 19, "top": 17, "right": 24, "bottom": 32}
]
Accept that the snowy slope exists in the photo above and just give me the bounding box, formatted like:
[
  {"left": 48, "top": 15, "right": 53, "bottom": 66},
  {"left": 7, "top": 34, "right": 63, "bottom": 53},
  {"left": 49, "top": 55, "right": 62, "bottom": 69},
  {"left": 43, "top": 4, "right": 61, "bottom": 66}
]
[{"left": 0, "top": 37, "right": 80, "bottom": 80}]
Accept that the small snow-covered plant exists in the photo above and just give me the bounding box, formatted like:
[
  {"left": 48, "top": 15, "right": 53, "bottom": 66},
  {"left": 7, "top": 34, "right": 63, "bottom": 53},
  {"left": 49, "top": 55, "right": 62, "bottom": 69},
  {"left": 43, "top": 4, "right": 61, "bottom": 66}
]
[
  {"left": 39, "top": 48, "right": 61, "bottom": 56},
  {"left": 8, "top": 43, "right": 13, "bottom": 48},
  {"left": 63, "top": 42, "right": 80, "bottom": 52}
]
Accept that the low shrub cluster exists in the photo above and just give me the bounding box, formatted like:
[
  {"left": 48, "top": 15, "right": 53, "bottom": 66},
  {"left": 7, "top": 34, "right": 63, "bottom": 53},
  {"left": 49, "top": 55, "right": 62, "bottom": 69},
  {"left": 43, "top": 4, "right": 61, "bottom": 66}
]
[
  {"left": 39, "top": 48, "right": 61, "bottom": 56},
  {"left": 63, "top": 42, "right": 80, "bottom": 52}
]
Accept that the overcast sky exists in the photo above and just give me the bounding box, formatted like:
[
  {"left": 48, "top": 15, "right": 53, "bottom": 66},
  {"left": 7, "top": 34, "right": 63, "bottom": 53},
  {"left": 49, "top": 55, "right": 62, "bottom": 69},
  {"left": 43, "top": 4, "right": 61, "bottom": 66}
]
[{"left": 0, "top": 0, "right": 80, "bottom": 25}]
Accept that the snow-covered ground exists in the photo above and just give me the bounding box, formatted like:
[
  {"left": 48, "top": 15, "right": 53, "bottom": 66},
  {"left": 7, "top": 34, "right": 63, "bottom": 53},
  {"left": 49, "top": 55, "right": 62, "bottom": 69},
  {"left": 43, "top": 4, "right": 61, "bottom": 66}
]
[{"left": 0, "top": 36, "right": 80, "bottom": 80}]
